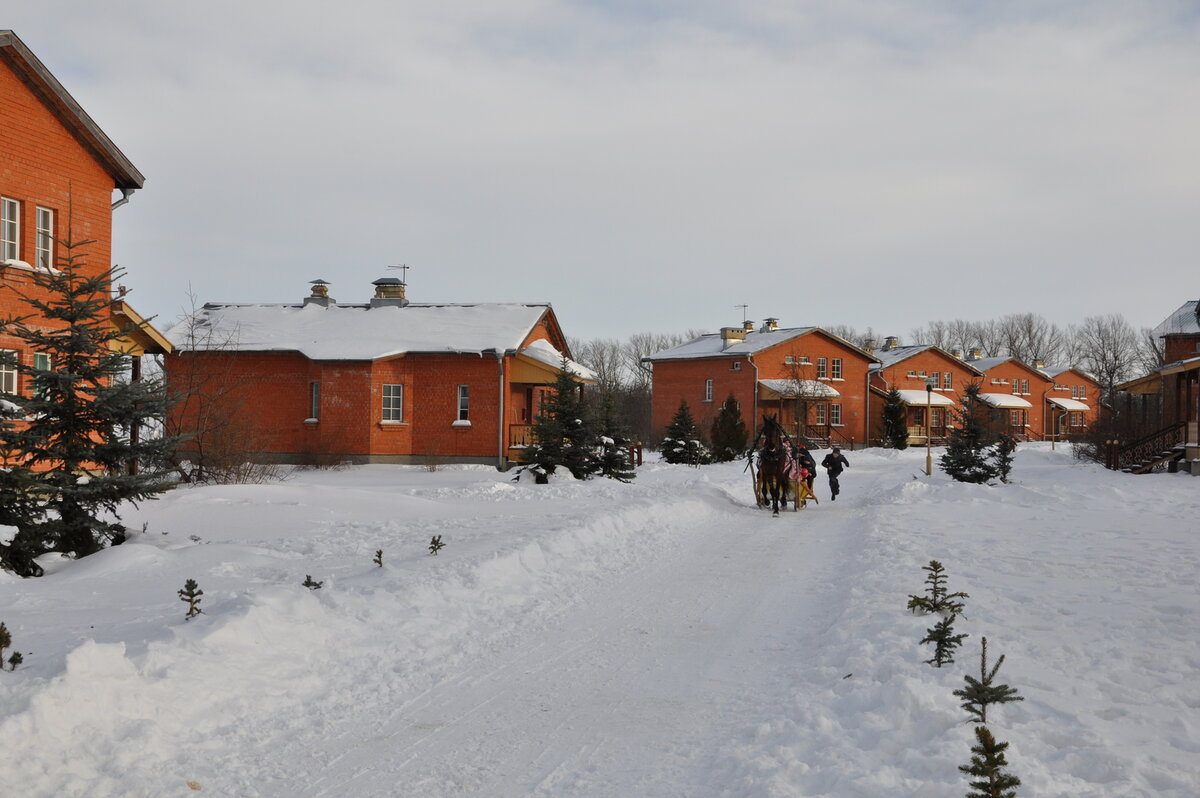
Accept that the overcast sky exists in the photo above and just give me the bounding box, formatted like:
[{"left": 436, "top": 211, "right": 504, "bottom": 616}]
[{"left": 9, "top": 2, "right": 1198, "bottom": 341}]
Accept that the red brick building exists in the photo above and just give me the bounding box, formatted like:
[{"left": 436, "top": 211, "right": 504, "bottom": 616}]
[
  {"left": 1, "top": 31, "right": 167, "bottom": 414},
  {"left": 966, "top": 356, "right": 1054, "bottom": 440},
  {"left": 165, "top": 280, "right": 593, "bottom": 467},
  {"left": 644, "top": 319, "right": 878, "bottom": 448},
  {"left": 868, "top": 341, "right": 984, "bottom": 445},
  {"left": 1036, "top": 365, "right": 1102, "bottom": 439}
]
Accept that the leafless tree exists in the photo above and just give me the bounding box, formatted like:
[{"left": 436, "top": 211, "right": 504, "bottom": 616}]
[
  {"left": 1136, "top": 327, "right": 1165, "bottom": 374},
  {"left": 823, "top": 324, "right": 880, "bottom": 350},
  {"left": 569, "top": 337, "right": 627, "bottom": 393},
  {"left": 973, "top": 319, "right": 1005, "bottom": 358},
  {"left": 1075, "top": 313, "right": 1140, "bottom": 396},
  {"left": 997, "top": 313, "right": 1066, "bottom": 365}
]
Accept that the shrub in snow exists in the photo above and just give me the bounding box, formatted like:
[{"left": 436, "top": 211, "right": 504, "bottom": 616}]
[
  {"left": 907, "top": 560, "right": 969, "bottom": 617},
  {"left": 921, "top": 614, "right": 967, "bottom": 668},
  {"left": 709, "top": 393, "right": 749, "bottom": 463},
  {"left": 953, "top": 637, "right": 1024, "bottom": 725},
  {"left": 940, "top": 383, "right": 1002, "bottom": 484},
  {"left": 960, "top": 725, "right": 1021, "bottom": 798},
  {"left": 179, "top": 579, "right": 204, "bottom": 619},
  {"left": 661, "top": 400, "right": 712, "bottom": 466},
  {"left": 596, "top": 391, "right": 637, "bottom": 482},
  {"left": 428, "top": 535, "right": 445, "bottom": 556},
  {"left": 0, "top": 234, "right": 175, "bottom": 573},
  {"left": 881, "top": 388, "right": 909, "bottom": 450},
  {"left": 7, "top": 650, "right": 22, "bottom": 671},
  {"left": 373, "top": 549, "right": 383, "bottom": 567},
  {"left": 302, "top": 575, "right": 324, "bottom": 590}
]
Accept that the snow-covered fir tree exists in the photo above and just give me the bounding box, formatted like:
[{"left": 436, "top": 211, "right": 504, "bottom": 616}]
[
  {"left": 940, "top": 383, "right": 1001, "bottom": 483},
  {"left": 709, "top": 393, "right": 748, "bottom": 462},
  {"left": 520, "top": 355, "right": 599, "bottom": 481},
  {"left": 0, "top": 236, "right": 174, "bottom": 577},
  {"left": 960, "top": 725, "right": 1021, "bottom": 798},
  {"left": 596, "top": 391, "right": 636, "bottom": 482},
  {"left": 661, "top": 400, "right": 711, "bottom": 465},
  {"left": 881, "top": 388, "right": 909, "bottom": 449}
]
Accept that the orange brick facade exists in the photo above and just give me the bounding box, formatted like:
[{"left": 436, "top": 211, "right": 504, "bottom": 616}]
[{"left": 869, "top": 348, "right": 983, "bottom": 443}]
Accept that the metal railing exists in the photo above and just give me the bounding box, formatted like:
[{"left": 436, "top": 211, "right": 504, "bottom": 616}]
[{"left": 1110, "top": 421, "right": 1186, "bottom": 471}]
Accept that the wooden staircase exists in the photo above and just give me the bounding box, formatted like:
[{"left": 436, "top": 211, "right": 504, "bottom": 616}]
[{"left": 1113, "top": 422, "right": 1187, "bottom": 474}]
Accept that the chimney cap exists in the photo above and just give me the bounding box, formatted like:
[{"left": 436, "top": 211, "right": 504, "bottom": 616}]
[
  {"left": 372, "top": 277, "right": 405, "bottom": 286},
  {"left": 309, "top": 278, "right": 330, "bottom": 285}
]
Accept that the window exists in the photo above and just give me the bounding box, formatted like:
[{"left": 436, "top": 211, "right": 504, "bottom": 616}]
[
  {"left": 704, "top": 379, "right": 713, "bottom": 402},
  {"left": 457, "top": 385, "right": 470, "bottom": 421},
  {"left": 830, "top": 403, "right": 842, "bottom": 425},
  {"left": 831, "top": 358, "right": 843, "bottom": 379},
  {"left": 943, "top": 371, "right": 952, "bottom": 390},
  {"left": 382, "top": 383, "right": 404, "bottom": 422},
  {"left": 815, "top": 403, "right": 827, "bottom": 425},
  {"left": 1, "top": 198, "right": 18, "bottom": 261},
  {"left": 817, "top": 357, "right": 828, "bottom": 378},
  {"left": 0, "top": 350, "right": 16, "bottom": 394},
  {"left": 931, "top": 408, "right": 942, "bottom": 427},
  {"left": 784, "top": 356, "right": 795, "bottom": 364},
  {"left": 731, "top": 361, "right": 741, "bottom": 371},
  {"left": 309, "top": 382, "right": 320, "bottom": 420},
  {"left": 907, "top": 370, "right": 916, "bottom": 378},
  {"left": 1022, "top": 410, "right": 1029, "bottom": 427},
  {"left": 930, "top": 371, "right": 940, "bottom": 388},
  {"left": 32, "top": 352, "right": 50, "bottom": 399},
  {"left": 798, "top": 356, "right": 811, "bottom": 365},
  {"left": 1070, "top": 411, "right": 1083, "bottom": 427},
  {"left": 1011, "top": 379, "right": 1020, "bottom": 395},
  {"left": 1071, "top": 385, "right": 1081, "bottom": 399},
  {"left": 35, "top": 207, "right": 54, "bottom": 269},
  {"left": 1010, "top": 410, "right": 1020, "bottom": 426},
  {"left": 1021, "top": 379, "right": 1029, "bottom": 395}
]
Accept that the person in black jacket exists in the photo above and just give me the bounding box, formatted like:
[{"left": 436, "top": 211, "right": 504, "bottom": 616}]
[
  {"left": 794, "top": 444, "right": 817, "bottom": 493},
  {"left": 821, "top": 446, "right": 850, "bottom": 501}
]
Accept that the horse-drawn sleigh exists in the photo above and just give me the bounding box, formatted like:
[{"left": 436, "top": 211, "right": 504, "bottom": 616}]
[{"left": 750, "top": 414, "right": 818, "bottom": 515}]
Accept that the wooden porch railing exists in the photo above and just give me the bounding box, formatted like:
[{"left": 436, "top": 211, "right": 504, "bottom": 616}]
[
  {"left": 1110, "top": 421, "right": 1186, "bottom": 472},
  {"left": 509, "top": 424, "right": 534, "bottom": 448}
]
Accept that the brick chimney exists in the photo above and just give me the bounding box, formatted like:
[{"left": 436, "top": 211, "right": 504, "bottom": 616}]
[
  {"left": 864, "top": 338, "right": 877, "bottom": 354},
  {"left": 883, "top": 336, "right": 899, "bottom": 350},
  {"left": 950, "top": 348, "right": 963, "bottom": 359},
  {"left": 304, "top": 279, "right": 335, "bottom": 307},
  {"left": 762, "top": 317, "right": 780, "bottom": 332},
  {"left": 1034, "top": 358, "right": 1045, "bottom": 369},
  {"left": 742, "top": 320, "right": 755, "bottom": 332},
  {"left": 721, "top": 326, "right": 747, "bottom": 349},
  {"left": 967, "top": 347, "right": 982, "bottom": 361},
  {"left": 370, "top": 277, "right": 409, "bottom": 308}
]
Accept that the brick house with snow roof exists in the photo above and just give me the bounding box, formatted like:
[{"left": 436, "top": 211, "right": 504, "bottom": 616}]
[
  {"left": 867, "top": 339, "right": 984, "bottom": 445},
  {"left": 643, "top": 319, "right": 879, "bottom": 449},
  {"left": 964, "top": 356, "right": 1053, "bottom": 441},
  {"left": 164, "top": 279, "right": 593, "bottom": 468},
  {"left": 1036, "top": 365, "right": 1101, "bottom": 438},
  {"left": 0, "top": 31, "right": 169, "bottom": 442}
]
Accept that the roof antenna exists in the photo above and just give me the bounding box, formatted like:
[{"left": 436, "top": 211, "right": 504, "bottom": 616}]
[
  {"left": 735, "top": 304, "right": 749, "bottom": 323},
  {"left": 387, "top": 264, "right": 411, "bottom": 284}
]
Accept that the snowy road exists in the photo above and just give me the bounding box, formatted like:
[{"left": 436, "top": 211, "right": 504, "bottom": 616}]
[{"left": 298, "top": 485, "right": 867, "bottom": 798}]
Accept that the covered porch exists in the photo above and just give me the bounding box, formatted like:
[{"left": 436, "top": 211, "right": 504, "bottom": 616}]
[
  {"left": 757, "top": 379, "right": 848, "bottom": 448},
  {"left": 892, "top": 389, "right": 956, "bottom": 445},
  {"left": 504, "top": 343, "right": 595, "bottom": 458},
  {"left": 978, "top": 393, "right": 1037, "bottom": 440},
  {"left": 1045, "top": 396, "right": 1090, "bottom": 443}
]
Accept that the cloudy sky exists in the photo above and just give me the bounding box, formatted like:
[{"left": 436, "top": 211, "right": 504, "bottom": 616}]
[{"left": 9, "top": 2, "right": 1198, "bottom": 341}]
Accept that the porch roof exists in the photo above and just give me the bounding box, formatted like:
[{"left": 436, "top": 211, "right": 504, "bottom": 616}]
[
  {"left": 894, "top": 389, "right": 956, "bottom": 407},
  {"left": 978, "top": 393, "right": 1032, "bottom": 409},
  {"left": 1048, "top": 396, "right": 1089, "bottom": 411},
  {"left": 758, "top": 379, "right": 840, "bottom": 399}
]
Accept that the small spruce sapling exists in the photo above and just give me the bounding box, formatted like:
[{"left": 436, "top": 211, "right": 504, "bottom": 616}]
[
  {"left": 429, "top": 535, "right": 445, "bottom": 555},
  {"left": 960, "top": 725, "right": 1021, "bottom": 798},
  {"left": 0, "top": 621, "right": 10, "bottom": 665},
  {"left": 953, "top": 637, "right": 1025, "bottom": 725},
  {"left": 921, "top": 615, "right": 967, "bottom": 668},
  {"left": 179, "top": 579, "right": 204, "bottom": 619},
  {"left": 8, "top": 651, "right": 22, "bottom": 671},
  {"left": 907, "top": 559, "right": 969, "bottom": 616},
  {"left": 373, "top": 549, "right": 383, "bottom": 567},
  {"left": 302, "top": 575, "right": 324, "bottom": 590}
]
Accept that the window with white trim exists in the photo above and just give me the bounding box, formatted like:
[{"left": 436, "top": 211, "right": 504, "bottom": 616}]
[
  {"left": 309, "top": 382, "right": 320, "bottom": 420},
  {"left": 1011, "top": 379, "right": 1020, "bottom": 394},
  {"left": 784, "top": 356, "right": 795, "bottom": 364},
  {"left": 457, "top": 385, "right": 470, "bottom": 421},
  {"left": 1, "top": 198, "right": 18, "bottom": 261},
  {"left": 1010, "top": 409, "right": 1020, "bottom": 426},
  {"left": 32, "top": 352, "right": 51, "bottom": 399},
  {"left": 943, "top": 371, "right": 952, "bottom": 390},
  {"left": 817, "top": 357, "right": 828, "bottom": 378},
  {"left": 815, "top": 402, "right": 827, "bottom": 425},
  {"left": 798, "top": 356, "right": 811, "bottom": 365},
  {"left": 831, "top": 358, "right": 843, "bottom": 379},
  {"left": 931, "top": 407, "right": 942, "bottom": 427},
  {"left": 830, "top": 403, "right": 842, "bottom": 425},
  {"left": 382, "top": 383, "right": 404, "bottom": 421},
  {"left": 704, "top": 379, "right": 713, "bottom": 402},
  {"left": 731, "top": 361, "right": 741, "bottom": 371},
  {"left": 1070, "top": 411, "right": 1083, "bottom": 427},
  {"left": 1021, "top": 379, "right": 1029, "bottom": 395},
  {"left": 35, "top": 206, "right": 54, "bottom": 269},
  {"left": 0, "top": 349, "right": 16, "bottom": 394}
]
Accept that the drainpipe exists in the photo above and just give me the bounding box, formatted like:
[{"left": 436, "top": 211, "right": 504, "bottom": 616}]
[
  {"left": 1041, "top": 383, "right": 1056, "bottom": 446},
  {"left": 750, "top": 354, "right": 760, "bottom": 432},
  {"left": 111, "top": 188, "right": 136, "bottom": 210},
  {"left": 490, "top": 349, "right": 508, "bottom": 470}
]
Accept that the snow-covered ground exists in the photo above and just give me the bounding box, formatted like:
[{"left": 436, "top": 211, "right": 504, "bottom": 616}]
[{"left": 1, "top": 444, "right": 1197, "bottom": 797}]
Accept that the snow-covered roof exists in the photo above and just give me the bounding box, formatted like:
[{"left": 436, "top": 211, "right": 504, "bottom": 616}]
[
  {"left": 519, "top": 338, "right": 596, "bottom": 381},
  {"left": 1048, "top": 396, "right": 1089, "bottom": 411},
  {"left": 644, "top": 327, "right": 818, "bottom": 361},
  {"left": 167, "top": 302, "right": 558, "bottom": 361},
  {"left": 968, "top": 356, "right": 1013, "bottom": 372},
  {"left": 870, "top": 344, "right": 932, "bottom": 369},
  {"left": 978, "top": 393, "right": 1033, "bottom": 409},
  {"left": 758, "top": 379, "right": 840, "bottom": 398},
  {"left": 1152, "top": 300, "right": 1200, "bottom": 338},
  {"left": 1039, "top": 365, "right": 1097, "bottom": 382},
  {"left": 893, "top": 389, "right": 956, "bottom": 406}
]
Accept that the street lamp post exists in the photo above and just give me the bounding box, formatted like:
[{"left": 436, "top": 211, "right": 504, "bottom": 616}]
[{"left": 925, "top": 377, "right": 937, "bottom": 476}]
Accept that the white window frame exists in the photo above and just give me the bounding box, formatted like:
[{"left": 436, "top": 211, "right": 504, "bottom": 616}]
[
  {"left": 35, "top": 206, "right": 54, "bottom": 269},
  {"left": 0, "top": 349, "right": 17, "bottom": 394},
  {"left": 704, "top": 379, "right": 713, "bottom": 402},
  {"left": 32, "top": 352, "right": 51, "bottom": 399},
  {"left": 830, "top": 403, "right": 842, "bottom": 425},
  {"left": 1010, "top": 409, "right": 1020, "bottom": 426},
  {"left": 784, "top": 355, "right": 795, "bottom": 365},
  {"left": 943, "top": 371, "right": 952, "bottom": 390},
  {"left": 831, "top": 358, "right": 843, "bottom": 380},
  {"left": 1021, "top": 379, "right": 1029, "bottom": 395},
  {"left": 1, "top": 197, "right": 19, "bottom": 262},
  {"left": 815, "top": 402, "right": 827, "bottom": 425},
  {"left": 457, "top": 385, "right": 470, "bottom": 421},
  {"left": 381, "top": 383, "right": 404, "bottom": 422},
  {"left": 798, "top": 356, "right": 811, "bottom": 365},
  {"left": 309, "top": 382, "right": 320, "bottom": 420},
  {"left": 731, "top": 361, "right": 741, "bottom": 371},
  {"left": 817, "top": 357, "right": 828, "bottom": 379}
]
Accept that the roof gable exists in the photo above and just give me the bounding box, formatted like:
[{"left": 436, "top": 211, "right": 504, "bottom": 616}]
[
  {"left": 871, "top": 344, "right": 983, "bottom": 375},
  {"left": 0, "top": 30, "right": 143, "bottom": 189},
  {"left": 1152, "top": 300, "right": 1200, "bottom": 338},
  {"left": 970, "top": 356, "right": 1051, "bottom": 381},
  {"left": 645, "top": 325, "right": 879, "bottom": 363}
]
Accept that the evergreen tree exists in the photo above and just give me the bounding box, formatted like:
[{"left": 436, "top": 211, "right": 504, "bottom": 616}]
[
  {"left": 881, "top": 388, "right": 909, "bottom": 449},
  {"left": 179, "top": 579, "right": 204, "bottom": 619},
  {"left": 940, "top": 384, "right": 1000, "bottom": 484},
  {"left": 953, "top": 637, "right": 1024, "bottom": 725},
  {"left": 907, "top": 560, "right": 969, "bottom": 616},
  {"left": 596, "top": 391, "right": 636, "bottom": 482},
  {"left": 521, "top": 355, "right": 599, "bottom": 481},
  {"left": 709, "top": 393, "right": 749, "bottom": 462},
  {"left": 661, "top": 400, "right": 711, "bottom": 465},
  {"left": 993, "top": 433, "right": 1017, "bottom": 484},
  {"left": 960, "top": 726, "right": 1021, "bottom": 798},
  {"left": 921, "top": 615, "right": 967, "bottom": 667},
  {"left": 428, "top": 534, "right": 445, "bottom": 555},
  {"left": 0, "top": 234, "right": 174, "bottom": 574}
]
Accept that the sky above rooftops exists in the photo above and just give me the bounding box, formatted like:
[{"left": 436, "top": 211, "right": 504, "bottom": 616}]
[{"left": 8, "top": 3, "right": 1199, "bottom": 340}]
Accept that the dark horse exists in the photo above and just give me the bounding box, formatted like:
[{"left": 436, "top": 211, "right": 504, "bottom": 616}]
[{"left": 754, "top": 414, "right": 792, "bottom": 515}]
